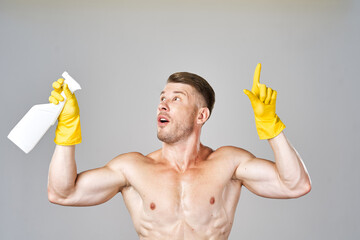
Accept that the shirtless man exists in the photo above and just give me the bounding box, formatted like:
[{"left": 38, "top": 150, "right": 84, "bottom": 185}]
[{"left": 47, "top": 64, "right": 311, "bottom": 239}]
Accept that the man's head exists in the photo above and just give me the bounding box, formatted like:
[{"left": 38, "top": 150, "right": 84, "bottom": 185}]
[
  {"left": 167, "top": 72, "right": 215, "bottom": 116},
  {"left": 157, "top": 72, "right": 215, "bottom": 144}
]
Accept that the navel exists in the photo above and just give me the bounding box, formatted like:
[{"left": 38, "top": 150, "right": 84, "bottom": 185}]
[
  {"left": 150, "top": 202, "right": 156, "bottom": 210},
  {"left": 210, "top": 197, "right": 215, "bottom": 205}
]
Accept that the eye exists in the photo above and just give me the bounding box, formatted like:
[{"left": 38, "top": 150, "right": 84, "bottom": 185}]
[
  {"left": 160, "top": 97, "right": 166, "bottom": 102},
  {"left": 173, "top": 97, "right": 180, "bottom": 101}
]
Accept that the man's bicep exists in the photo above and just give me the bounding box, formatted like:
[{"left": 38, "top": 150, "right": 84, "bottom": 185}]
[
  {"left": 59, "top": 153, "right": 132, "bottom": 206},
  {"left": 235, "top": 153, "right": 292, "bottom": 199}
]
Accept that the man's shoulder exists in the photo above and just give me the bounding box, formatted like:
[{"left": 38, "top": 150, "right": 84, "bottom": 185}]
[
  {"left": 210, "top": 145, "right": 255, "bottom": 162},
  {"left": 113, "top": 151, "right": 146, "bottom": 161},
  {"left": 106, "top": 151, "right": 149, "bottom": 170},
  {"left": 146, "top": 148, "right": 162, "bottom": 161},
  {"left": 213, "top": 145, "right": 249, "bottom": 154},
  {"left": 111, "top": 149, "right": 164, "bottom": 164}
]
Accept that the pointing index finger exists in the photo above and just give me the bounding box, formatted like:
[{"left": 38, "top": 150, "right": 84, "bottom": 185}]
[
  {"left": 253, "top": 63, "right": 261, "bottom": 87},
  {"left": 251, "top": 63, "right": 261, "bottom": 97}
]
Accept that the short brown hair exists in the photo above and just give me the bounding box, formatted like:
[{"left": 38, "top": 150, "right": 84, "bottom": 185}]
[{"left": 167, "top": 72, "right": 215, "bottom": 116}]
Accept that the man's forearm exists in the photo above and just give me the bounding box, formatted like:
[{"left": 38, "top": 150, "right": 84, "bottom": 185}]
[
  {"left": 268, "top": 132, "right": 311, "bottom": 192},
  {"left": 48, "top": 145, "right": 77, "bottom": 200}
]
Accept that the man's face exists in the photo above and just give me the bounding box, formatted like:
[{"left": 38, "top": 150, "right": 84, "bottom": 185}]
[{"left": 157, "top": 83, "right": 200, "bottom": 144}]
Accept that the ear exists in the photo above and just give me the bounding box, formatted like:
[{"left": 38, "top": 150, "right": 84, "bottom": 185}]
[{"left": 196, "top": 107, "right": 210, "bottom": 125}]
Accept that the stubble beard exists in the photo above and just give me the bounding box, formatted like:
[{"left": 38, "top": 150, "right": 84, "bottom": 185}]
[{"left": 157, "top": 111, "right": 196, "bottom": 144}]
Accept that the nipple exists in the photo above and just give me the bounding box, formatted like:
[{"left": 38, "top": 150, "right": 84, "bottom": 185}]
[
  {"left": 150, "top": 202, "right": 156, "bottom": 210},
  {"left": 210, "top": 197, "right": 215, "bottom": 205}
]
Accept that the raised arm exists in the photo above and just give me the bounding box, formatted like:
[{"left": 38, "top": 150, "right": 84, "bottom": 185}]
[
  {"left": 235, "top": 63, "right": 311, "bottom": 198},
  {"left": 48, "top": 145, "right": 130, "bottom": 206},
  {"left": 233, "top": 132, "right": 311, "bottom": 199},
  {"left": 47, "top": 78, "right": 129, "bottom": 206}
]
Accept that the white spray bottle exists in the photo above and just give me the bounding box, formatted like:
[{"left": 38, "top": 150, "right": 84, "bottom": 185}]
[{"left": 8, "top": 72, "right": 81, "bottom": 154}]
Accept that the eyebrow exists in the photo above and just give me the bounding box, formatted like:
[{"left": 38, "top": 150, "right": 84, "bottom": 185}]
[{"left": 160, "top": 91, "right": 187, "bottom": 96}]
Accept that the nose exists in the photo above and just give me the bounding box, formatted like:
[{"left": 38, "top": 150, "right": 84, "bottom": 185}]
[{"left": 158, "top": 101, "right": 169, "bottom": 112}]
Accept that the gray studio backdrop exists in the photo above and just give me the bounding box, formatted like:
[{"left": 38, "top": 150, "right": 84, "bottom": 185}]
[{"left": 1, "top": 0, "right": 359, "bottom": 239}]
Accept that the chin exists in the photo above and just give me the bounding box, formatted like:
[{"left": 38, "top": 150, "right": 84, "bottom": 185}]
[{"left": 157, "top": 132, "right": 176, "bottom": 144}]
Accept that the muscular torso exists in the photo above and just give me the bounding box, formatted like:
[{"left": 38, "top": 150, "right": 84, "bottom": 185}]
[{"left": 120, "top": 147, "right": 243, "bottom": 240}]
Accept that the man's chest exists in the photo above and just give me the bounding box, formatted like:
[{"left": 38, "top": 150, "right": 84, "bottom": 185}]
[{"left": 122, "top": 159, "right": 241, "bottom": 224}]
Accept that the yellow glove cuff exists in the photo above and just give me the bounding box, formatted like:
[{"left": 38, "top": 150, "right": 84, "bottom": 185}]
[
  {"left": 254, "top": 114, "right": 286, "bottom": 140},
  {"left": 54, "top": 115, "right": 82, "bottom": 145}
]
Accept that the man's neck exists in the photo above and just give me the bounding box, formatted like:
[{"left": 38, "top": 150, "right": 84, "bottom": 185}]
[{"left": 161, "top": 132, "right": 203, "bottom": 172}]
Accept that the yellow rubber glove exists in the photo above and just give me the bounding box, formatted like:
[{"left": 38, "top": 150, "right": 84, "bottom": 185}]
[
  {"left": 49, "top": 78, "right": 82, "bottom": 145},
  {"left": 243, "top": 63, "right": 286, "bottom": 140}
]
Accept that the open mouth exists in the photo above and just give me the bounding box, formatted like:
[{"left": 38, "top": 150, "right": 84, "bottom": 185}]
[
  {"left": 159, "top": 118, "right": 169, "bottom": 123},
  {"left": 158, "top": 115, "right": 170, "bottom": 125}
]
